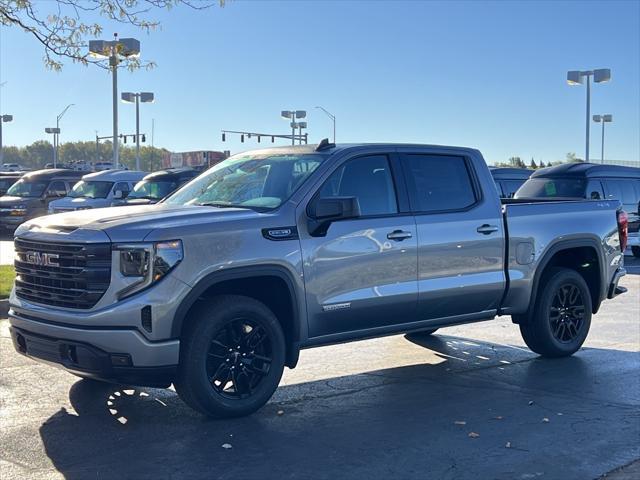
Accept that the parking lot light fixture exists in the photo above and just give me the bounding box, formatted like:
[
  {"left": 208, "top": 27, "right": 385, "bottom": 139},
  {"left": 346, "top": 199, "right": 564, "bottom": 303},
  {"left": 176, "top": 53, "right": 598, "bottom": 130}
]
[
  {"left": 122, "top": 92, "right": 154, "bottom": 170},
  {"left": 281, "top": 110, "right": 307, "bottom": 145},
  {"left": 0, "top": 114, "right": 13, "bottom": 164},
  {"left": 89, "top": 34, "right": 141, "bottom": 168},
  {"left": 44, "top": 127, "right": 61, "bottom": 165},
  {"left": 592, "top": 114, "right": 613, "bottom": 164},
  {"left": 566, "top": 68, "right": 611, "bottom": 162}
]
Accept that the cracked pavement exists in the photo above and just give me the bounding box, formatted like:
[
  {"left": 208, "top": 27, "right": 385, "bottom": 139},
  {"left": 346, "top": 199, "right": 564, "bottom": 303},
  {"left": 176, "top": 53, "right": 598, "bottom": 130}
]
[{"left": 1, "top": 263, "right": 638, "bottom": 480}]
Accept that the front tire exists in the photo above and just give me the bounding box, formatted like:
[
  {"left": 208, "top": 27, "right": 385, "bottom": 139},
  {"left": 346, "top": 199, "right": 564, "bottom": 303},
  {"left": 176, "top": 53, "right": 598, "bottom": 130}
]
[
  {"left": 175, "top": 295, "right": 286, "bottom": 418},
  {"left": 519, "top": 267, "right": 592, "bottom": 358}
]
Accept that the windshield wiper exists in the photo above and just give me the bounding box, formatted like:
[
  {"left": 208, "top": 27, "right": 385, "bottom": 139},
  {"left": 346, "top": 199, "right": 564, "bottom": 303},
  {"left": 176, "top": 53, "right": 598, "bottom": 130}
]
[{"left": 199, "top": 202, "right": 248, "bottom": 209}]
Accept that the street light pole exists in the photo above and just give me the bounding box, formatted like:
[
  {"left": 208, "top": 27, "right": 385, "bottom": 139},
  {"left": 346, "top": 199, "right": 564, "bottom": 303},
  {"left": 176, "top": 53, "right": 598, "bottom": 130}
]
[
  {"left": 121, "top": 92, "right": 154, "bottom": 170},
  {"left": 55, "top": 104, "right": 74, "bottom": 168},
  {"left": 111, "top": 46, "right": 119, "bottom": 167},
  {"left": 0, "top": 114, "right": 14, "bottom": 164},
  {"left": 585, "top": 75, "right": 590, "bottom": 163},
  {"left": 281, "top": 110, "right": 307, "bottom": 145},
  {"left": 593, "top": 114, "right": 613, "bottom": 164},
  {"left": 567, "top": 68, "right": 611, "bottom": 162},
  {"left": 315, "top": 106, "right": 336, "bottom": 143},
  {"left": 90, "top": 34, "right": 141, "bottom": 169}
]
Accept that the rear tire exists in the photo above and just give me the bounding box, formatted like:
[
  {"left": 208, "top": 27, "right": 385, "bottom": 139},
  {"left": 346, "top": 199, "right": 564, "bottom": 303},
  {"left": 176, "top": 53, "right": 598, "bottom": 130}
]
[
  {"left": 519, "top": 267, "right": 592, "bottom": 358},
  {"left": 175, "top": 295, "right": 286, "bottom": 418},
  {"left": 632, "top": 246, "right": 640, "bottom": 258}
]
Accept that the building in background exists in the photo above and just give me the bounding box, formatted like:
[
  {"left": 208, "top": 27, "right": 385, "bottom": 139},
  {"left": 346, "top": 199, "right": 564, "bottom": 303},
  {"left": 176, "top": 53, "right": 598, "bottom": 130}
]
[{"left": 162, "top": 150, "right": 228, "bottom": 169}]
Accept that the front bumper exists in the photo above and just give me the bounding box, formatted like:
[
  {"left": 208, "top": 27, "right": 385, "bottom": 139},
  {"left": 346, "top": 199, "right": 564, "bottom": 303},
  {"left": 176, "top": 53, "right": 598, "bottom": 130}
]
[
  {"left": 8, "top": 307, "right": 180, "bottom": 372},
  {"left": 10, "top": 326, "right": 175, "bottom": 387}
]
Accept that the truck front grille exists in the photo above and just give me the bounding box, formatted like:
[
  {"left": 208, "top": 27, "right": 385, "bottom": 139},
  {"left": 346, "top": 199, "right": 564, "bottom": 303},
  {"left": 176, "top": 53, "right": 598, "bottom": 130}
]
[{"left": 14, "top": 238, "right": 111, "bottom": 309}]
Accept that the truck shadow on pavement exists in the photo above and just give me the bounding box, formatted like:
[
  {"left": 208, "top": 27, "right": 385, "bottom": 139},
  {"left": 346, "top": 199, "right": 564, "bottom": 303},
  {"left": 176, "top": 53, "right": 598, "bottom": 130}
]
[{"left": 38, "top": 334, "right": 640, "bottom": 480}]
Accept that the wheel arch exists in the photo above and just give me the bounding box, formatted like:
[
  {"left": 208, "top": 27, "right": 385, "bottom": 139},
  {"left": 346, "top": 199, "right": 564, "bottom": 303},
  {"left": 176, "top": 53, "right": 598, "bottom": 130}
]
[
  {"left": 172, "top": 265, "right": 303, "bottom": 368},
  {"left": 521, "top": 238, "right": 605, "bottom": 322}
]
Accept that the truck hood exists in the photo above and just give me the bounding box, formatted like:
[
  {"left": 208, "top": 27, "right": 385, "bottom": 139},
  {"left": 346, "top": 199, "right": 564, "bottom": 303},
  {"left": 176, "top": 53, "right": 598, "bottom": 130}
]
[
  {"left": 18, "top": 204, "right": 265, "bottom": 243},
  {"left": 0, "top": 195, "right": 35, "bottom": 207}
]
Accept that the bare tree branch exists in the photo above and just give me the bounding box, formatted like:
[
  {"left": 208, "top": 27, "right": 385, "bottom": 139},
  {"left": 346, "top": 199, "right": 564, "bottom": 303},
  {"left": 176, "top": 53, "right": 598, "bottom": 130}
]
[{"left": 0, "top": 0, "right": 223, "bottom": 70}]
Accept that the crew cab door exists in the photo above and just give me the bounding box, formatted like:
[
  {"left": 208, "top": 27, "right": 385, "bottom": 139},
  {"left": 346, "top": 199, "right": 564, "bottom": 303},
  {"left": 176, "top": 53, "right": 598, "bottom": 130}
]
[
  {"left": 397, "top": 150, "right": 506, "bottom": 321},
  {"left": 298, "top": 152, "right": 418, "bottom": 338}
]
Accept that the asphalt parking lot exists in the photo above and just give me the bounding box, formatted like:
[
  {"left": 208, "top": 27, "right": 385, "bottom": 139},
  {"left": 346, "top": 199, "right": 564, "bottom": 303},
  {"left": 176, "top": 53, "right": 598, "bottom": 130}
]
[{"left": 0, "top": 258, "right": 638, "bottom": 480}]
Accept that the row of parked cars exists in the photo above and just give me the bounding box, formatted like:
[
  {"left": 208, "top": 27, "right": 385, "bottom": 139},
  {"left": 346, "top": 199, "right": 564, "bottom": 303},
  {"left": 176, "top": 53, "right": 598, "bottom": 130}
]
[{"left": 0, "top": 167, "right": 199, "bottom": 233}]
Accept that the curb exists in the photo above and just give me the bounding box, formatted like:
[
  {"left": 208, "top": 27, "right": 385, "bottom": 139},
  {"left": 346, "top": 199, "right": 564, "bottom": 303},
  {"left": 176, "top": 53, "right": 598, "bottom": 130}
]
[{"left": 0, "top": 299, "right": 8, "bottom": 318}]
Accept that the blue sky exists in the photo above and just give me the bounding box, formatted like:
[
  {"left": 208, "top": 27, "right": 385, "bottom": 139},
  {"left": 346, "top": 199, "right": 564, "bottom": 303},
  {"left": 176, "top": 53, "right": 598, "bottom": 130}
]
[{"left": 1, "top": 0, "right": 639, "bottom": 164}]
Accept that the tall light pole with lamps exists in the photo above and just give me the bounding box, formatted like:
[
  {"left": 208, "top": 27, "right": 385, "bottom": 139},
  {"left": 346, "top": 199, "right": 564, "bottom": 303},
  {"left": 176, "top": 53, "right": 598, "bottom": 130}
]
[
  {"left": 0, "top": 114, "right": 13, "bottom": 164},
  {"left": 281, "top": 110, "right": 306, "bottom": 145},
  {"left": 54, "top": 103, "right": 74, "bottom": 167},
  {"left": 592, "top": 114, "right": 613, "bottom": 164},
  {"left": 121, "top": 92, "right": 154, "bottom": 170},
  {"left": 44, "top": 127, "right": 60, "bottom": 165},
  {"left": 89, "top": 34, "right": 141, "bottom": 167},
  {"left": 566, "top": 68, "right": 611, "bottom": 162},
  {"left": 315, "top": 106, "right": 335, "bottom": 143}
]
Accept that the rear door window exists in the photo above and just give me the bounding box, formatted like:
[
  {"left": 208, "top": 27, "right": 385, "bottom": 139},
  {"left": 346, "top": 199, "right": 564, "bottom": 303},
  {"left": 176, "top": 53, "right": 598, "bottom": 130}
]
[{"left": 401, "top": 154, "right": 477, "bottom": 213}]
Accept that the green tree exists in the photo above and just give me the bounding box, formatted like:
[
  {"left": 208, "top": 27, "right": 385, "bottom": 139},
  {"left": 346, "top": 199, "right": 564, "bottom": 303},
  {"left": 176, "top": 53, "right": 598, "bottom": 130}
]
[
  {"left": 539, "top": 161, "right": 546, "bottom": 168},
  {"left": 508, "top": 156, "right": 526, "bottom": 169},
  {"left": 529, "top": 158, "right": 538, "bottom": 169},
  {"left": 566, "top": 152, "right": 584, "bottom": 163}
]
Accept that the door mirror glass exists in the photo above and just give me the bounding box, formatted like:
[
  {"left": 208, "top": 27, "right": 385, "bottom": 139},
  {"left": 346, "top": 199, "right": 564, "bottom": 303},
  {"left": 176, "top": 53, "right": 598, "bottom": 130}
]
[{"left": 308, "top": 196, "right": 360, "bottom": 236}]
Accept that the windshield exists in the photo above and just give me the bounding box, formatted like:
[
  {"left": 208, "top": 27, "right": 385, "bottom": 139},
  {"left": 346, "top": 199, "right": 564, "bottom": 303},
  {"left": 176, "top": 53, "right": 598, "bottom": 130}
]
[
  {"left": 128, "top": 180, "right": 178, "bottom": 200},
  {"left": 514, "top": 177, "right": 587, "bottom": 199},
  {"left": 164, "top": 153, "right": 326, "bottom": 210},
  {"left": 5, "top": 179, "right": 48, "bottom": 198},
  {"left": 68, "top": 180, "right": 114, "bottom": 199},
  {"left": 0, "top": 178, "right": 18, "bottom": 191}
]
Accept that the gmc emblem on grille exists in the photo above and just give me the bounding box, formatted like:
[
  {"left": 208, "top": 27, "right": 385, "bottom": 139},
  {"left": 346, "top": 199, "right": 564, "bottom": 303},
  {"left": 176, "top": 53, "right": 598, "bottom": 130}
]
[{"left": 24, "top": 251, "right": 60, "bottom": 267}]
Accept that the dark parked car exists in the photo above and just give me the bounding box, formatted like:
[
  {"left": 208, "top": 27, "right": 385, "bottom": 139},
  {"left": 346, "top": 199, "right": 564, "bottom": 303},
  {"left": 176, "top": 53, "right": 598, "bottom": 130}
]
[
  {"left": 0, "top": 173, "right": 22, "bottom": 196},
  {"left": 0, "top": 169, "right": 85, "bottom": 233},
  {"left": 515, "top": 162, "right": 640, "bottom": 257},
  {"left": 490, "top": 167, "right": 533, "bottom": 198},
  {"left": 119, "top": 168, "right": 200, "bottom": 205}
]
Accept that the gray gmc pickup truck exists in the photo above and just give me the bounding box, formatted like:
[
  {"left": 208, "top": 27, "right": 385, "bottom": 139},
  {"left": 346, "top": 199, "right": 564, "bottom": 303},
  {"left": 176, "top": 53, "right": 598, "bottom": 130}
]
[{"left": 8, "top": 141, "right": 629, "bottom": 417}]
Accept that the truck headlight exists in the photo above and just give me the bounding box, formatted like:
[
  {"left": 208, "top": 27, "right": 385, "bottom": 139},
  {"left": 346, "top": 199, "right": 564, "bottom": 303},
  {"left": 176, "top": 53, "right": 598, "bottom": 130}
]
[{"left": 115, "top": 240, "right": 183, "bottom": 299}]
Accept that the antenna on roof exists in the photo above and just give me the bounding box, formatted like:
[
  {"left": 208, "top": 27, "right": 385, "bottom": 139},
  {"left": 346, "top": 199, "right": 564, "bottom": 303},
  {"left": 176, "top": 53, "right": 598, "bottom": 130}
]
[{"left": 315, "top": 138, "right": 336, "bottom": 152}]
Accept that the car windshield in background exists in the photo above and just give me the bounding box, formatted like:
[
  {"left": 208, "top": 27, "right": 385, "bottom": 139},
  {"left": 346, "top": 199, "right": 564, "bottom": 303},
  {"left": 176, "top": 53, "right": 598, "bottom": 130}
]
[
  {"left": 0, "top": 178, "right": 18, "bottom": 190},
  {"left": 5, "top": 180, "right": 48, "bottom": 198},
  {"left": 68, "top": 181, "right": 114, "bottom": 199},
  {"left": 129, "top": 180, "right": 178, "bottom": 200},
  {"left": 164, "top": 153, "right": 326, "bottom": 210},
  {"left": 515, "top": 178, "right": 587, "bottom": 199}
]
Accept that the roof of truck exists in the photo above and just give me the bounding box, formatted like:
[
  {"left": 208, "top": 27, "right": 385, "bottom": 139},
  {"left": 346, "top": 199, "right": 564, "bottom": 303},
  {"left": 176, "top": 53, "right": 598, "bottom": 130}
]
[
  {"left": 19, "top": 169, "right": 86, "bottom": 180},
  {"left": 531, "top": 162, "right": 640, "bottom": 179},
  {"left": 231, "top": 142, "right": 482, "bottom": 157}
]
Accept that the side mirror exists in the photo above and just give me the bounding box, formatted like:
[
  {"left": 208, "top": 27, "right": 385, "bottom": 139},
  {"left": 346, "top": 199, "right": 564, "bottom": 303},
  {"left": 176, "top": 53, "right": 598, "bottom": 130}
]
[
  {"left": 113, "top": 190, "right": 124, "bottom": 199},
  {"left": 307, "top": 196, "right": 360, "bottom": 236}
]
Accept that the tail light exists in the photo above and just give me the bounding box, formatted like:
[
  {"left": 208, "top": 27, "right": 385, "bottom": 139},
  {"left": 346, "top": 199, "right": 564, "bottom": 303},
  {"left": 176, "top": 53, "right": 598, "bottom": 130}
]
[{"left": 617, "top": 210, "right": 628, "bottom": 252}]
